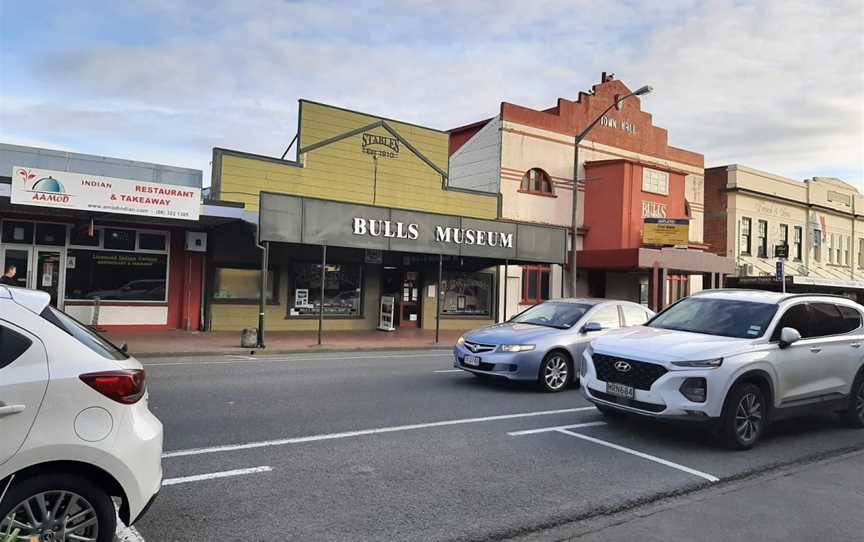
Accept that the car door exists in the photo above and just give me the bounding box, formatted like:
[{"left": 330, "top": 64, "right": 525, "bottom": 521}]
[
  {"left": 771, "top": 302, "right": 817, "bottom": 405},
  {"left": 567, "top": 303, "right": 621, "bottom": 372},
  {"left": 0, "top": 319, "right": 50, "bottom": 465},
  {"left": 809, "top": 302, "right": 862, "bottom": 397}
]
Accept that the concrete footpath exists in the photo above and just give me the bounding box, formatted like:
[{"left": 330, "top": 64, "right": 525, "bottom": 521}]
[
  {"left": 103, "top": 328, "right": 465, "bottom": 357},
  {"left": 512, "top": 449, "right": 864, "bottom": 542}
]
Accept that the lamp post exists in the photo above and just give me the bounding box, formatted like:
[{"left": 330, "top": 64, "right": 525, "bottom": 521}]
[{"left": 568, "top": 84, "right": 652, "bottom": 297}]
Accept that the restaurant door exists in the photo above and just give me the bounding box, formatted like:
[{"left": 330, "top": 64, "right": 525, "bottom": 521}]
[{"left": 0, "top": 246, "right": 64, "bottom": 308}]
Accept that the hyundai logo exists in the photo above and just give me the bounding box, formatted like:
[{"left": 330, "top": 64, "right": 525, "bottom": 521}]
[{"left": 614, "top": 361, "right": 632, "bottom": 373}]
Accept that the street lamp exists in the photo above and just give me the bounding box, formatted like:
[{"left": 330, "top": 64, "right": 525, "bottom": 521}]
[{"left": 568, "top": 85, "right": 653, "bottom": 297}]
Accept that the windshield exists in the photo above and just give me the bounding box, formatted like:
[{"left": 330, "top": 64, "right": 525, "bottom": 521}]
[
  {"left": 41, "top": 306, "right": 129, "bottom": 360},
  {"left": 510, "top": 302, "right": 591, "bottom": 329},
  {"left": 648, "top": 297, "right": 778, "bottom": 339}
]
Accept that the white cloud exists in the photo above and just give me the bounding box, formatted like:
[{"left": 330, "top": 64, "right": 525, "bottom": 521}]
[{"left": 1, "top": 0, "right": 861, "bottom": 188}]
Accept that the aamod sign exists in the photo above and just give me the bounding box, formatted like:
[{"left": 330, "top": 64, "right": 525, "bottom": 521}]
[{"left": 12, "top": 166, "right": 201, "bottom": 220}]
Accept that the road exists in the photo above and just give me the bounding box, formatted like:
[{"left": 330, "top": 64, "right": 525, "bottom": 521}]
[{"left": 126, "top": 349, "right": 864, "bottom": 541}]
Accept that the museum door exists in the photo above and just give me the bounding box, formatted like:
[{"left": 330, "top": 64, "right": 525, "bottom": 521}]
[{"left": 399, "top": 271, "right": 421, "bottom": 328}]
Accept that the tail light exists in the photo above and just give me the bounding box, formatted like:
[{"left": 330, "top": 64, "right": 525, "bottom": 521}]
[{"left": 80, "top": 369, "right": 146, "bottom": 404}]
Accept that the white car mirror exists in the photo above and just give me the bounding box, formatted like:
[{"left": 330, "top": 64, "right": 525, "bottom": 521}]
[
  {"left": 779, "top": 327, "right": 801, "bottom": 348},
  {"left": 582, "top": 321, "right": 603, "bottom": 333}
]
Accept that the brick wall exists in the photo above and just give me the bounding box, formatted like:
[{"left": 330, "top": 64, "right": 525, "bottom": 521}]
[{"left": 703, "top": 167, "right": 729, "bottom": 256}]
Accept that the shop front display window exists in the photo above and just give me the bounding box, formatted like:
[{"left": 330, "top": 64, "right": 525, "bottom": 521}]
[
  {"left": 213, "top": 268, "right": 277, "bottom": 303},
  {"left": 65, "top": 250, "right": 169, "bottom": 302},
  {"left": 290, "top": 263, "right": 362, "bottom": 316},
  {"left": 441, "top": 272, "right": 492, "bottom": 316}
]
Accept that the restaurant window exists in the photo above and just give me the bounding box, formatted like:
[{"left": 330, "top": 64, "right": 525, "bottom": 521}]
[
  {"left": 793, "top": 226, "right": 803, "bottom": 261},
  {"left": 520, "top": 168, "right": 553, "bottom": 195},
  {"left": 35, "top": 223, "right": 67, "bottom": 246},
  {"left": 213, "top": 267, "right": 278, "bottom": 304},
  {"left": 139, "top": 232, "right": 168, "bottom": 251},
  {"left": 1, "top": 221, "right": 34, "bottom": 244},
  {"left": 777, "top": 224, "right": 788, "bottom": 258},
  {"left": 70, "top": 225, "right": 100, "bottom": 247},
  {"left": 522, "top": 265, "right": 550, "bottom": 305},
  {"left": 289, "top": 263, "right": 361, "bottom": 316},
  {"left": 103, "top": 228, "right": 136, "bottom": 251},
  {"left": 740, "top": 217, "right": 751, "bottom": 255},
  {"left": 757, "top": 220, "right": 768, "bottom": 258},
  {"left": 441, "top": 271, "right": 492, "bottom": 316},
  {"left": 642, "top": 168, "right": 669, "bottom": 195},
  {"left": 66, "top": 250, "right": 169, "bottom": 302}
]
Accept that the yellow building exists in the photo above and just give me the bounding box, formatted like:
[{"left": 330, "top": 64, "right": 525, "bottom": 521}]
[{"left": 206, "top": 101, "right": 566, "bottom": 333}]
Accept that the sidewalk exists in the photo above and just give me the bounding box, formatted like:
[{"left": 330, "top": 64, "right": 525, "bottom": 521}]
[
  {"left": 103, "top": 328, "right": 466, "bottom": 357},
  {"left": 512, "top": 449, "right": 864, "bottom": 542}
]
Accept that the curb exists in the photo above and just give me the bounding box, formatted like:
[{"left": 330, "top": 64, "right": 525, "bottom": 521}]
[{"left": 132, "top": 344, "right": 455, "bottom": 358}]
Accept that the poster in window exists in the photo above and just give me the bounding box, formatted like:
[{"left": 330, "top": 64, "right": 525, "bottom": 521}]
[
  {"left": 66, "top": 256, "right": 76, "bottom": 269},
  {"left": 295, "top": 288, "right": 310, "bottom": 308},
  {"left": 42, "top": 263, "right": 53, "bottom": 287},
  {"left": 457, "top": 296, "right": 466, "bottom": 310}
]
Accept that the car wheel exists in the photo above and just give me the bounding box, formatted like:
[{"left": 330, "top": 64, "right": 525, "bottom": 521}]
[
  {"left": 719, "top": 383, "right": 766, "bottom": 450},
  {"left": 841, "top": 374, "right": 864, "bottom": 428},
  {"left": 538, "top": 351, "right": 572, "bottom": 393},
  {"left": 596, "top": 405, "right": 626, "bottom": 419},
  {"left": 0, "top": 473, "right": 116, "bottom": 542}
]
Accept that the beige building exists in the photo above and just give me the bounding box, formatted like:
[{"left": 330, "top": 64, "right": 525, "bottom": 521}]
[{"left": 704, "top": 164, "right": 864, "bottom": 301}]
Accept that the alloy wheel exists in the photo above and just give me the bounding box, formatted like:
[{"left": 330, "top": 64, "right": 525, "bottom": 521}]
[
  {"left": 734, "top": 392, "right": 763, "bottom": 445},
  {"left": 1, "top": 490, "right": 99, "bottom": 542},
  {"left": 856, "top": 382, "right": 864, "bottom": 423},
  {"left": 544, "top": 355, "right": 569, "bottom": 391}
]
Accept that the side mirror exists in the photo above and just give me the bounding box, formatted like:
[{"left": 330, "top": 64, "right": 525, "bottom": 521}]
[
  {"left": 582, "top": 321, "right": 603, "bottom": 334},
  {"left": 120, "top": 343, "right": 129, "bottom": 353},
  {"left": 778, "top": 327, "right": 801, "bottom": 349}
]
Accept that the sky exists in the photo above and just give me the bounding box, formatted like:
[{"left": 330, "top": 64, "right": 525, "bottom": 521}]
[{"left": 1, "top": 0, "right": 863, "bottom": 189}]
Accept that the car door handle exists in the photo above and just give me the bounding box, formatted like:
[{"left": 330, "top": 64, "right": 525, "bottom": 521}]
[
  {"left": 851, "top": 343, "right": 862, "bottom": 349},
  {"left": 809, "top": 347, "right": 822, "bottom": 353},
  {"left": 0, "top": 404, "right": 26, "bottom": 417}
]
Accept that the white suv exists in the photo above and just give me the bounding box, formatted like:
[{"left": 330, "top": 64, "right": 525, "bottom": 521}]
[
  {"left": 581, "top": 290, "right": 864, "bottom": 449},
  {"left": 0, "top": 286, "right": 163, "bottom": 541}
]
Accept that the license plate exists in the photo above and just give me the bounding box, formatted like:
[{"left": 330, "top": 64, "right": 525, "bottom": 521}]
[
  {"left": 606, "top": 382, "right": 635, "bottom": 399},
  {"left": 464, "top": 355, "right": 481, "bottom": 367}
]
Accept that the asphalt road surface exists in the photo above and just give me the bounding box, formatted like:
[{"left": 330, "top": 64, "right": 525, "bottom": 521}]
[{"left": 123, "top": 349, "right": 864, "bottom": 541}]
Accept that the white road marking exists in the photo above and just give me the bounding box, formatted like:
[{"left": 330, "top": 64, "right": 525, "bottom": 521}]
[
  {"left": 433, "top": 369, "right": 463, "bottom": 373},
  {"left": 163, "top": 407, "right": 598, "bottom": 458},
  {"left": 508, "top": 421, "right": 607, "bottom": 435},
  {"left": 144, "top": 352, "right": 450, "bottom": 367},
  {"left": 557, "top": 429, "right": 720, "bottom": 482},
  {"left": 161, "top": 466, "right": 273, "bottom": 486}
]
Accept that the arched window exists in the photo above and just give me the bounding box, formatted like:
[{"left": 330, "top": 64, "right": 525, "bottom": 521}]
[{"left": 520, "top": 168, "right": 554, "bottom": 195}]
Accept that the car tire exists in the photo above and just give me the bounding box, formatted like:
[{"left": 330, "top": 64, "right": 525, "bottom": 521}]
[
  {"left": 841, "top": 373, "right": 864, "bottom": 428},
  {"left": 0, "top": 473, "right": 117, "bottom": 542},
  {"left": 596, "top": 405, "right": 626, "bottom": 419},
  {"left": 538, "top": 351, "right": 572, "bottom": 393},
  {"left": 719, "top": 382, "right": 767, "bottom": 450}
]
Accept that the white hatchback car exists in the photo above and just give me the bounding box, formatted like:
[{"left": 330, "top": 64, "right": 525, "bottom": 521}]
[
  {"left": 0, "top": 286, "right": 163, "bottom": 541},
  {"left": 582, "top": 290, "right": 864, "bottom": 449}
]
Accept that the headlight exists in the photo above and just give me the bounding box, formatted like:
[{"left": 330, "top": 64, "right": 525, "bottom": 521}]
[
  {"left": 500, "top": 344, "right": 535, "bottom": 353},
  {"left": 456, "top": 336, "right": 465, "bottom": 346},
  {"left": 671, "top": 358, "right": 723, "bottom": 368}
]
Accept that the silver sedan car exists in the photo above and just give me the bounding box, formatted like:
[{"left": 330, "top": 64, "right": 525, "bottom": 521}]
[{"left": 454, "top": 298, "right": 655, "bottom": 392}]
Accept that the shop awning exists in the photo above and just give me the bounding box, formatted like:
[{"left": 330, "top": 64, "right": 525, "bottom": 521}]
[{"left": 575, "top": 247, "right": 737, "bottom": 274}]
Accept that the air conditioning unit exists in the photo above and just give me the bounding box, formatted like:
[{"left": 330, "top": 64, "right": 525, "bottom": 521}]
[
  {"left": 185, "top": 231, "right": 208, "bottom": 252},
  {"left": 738, "top": 264, "right": 754, "bottom": 276}
]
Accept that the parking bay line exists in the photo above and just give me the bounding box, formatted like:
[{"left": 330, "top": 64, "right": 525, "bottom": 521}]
[
  {"left": 161, "top": 466, "right": 274, "bottom": 486},
  {"left": 163, "top": 407, "right": 598, "bottom": 458}
]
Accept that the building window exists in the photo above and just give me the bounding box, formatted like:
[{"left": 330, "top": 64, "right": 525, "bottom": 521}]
[
  {"left": 34, "top": 223, "right": 67, "bottom": 246},
  {"left": 642, "top": 168, "right": 669, "bottom": 195},
  {"left": 740, "top": 217, "right": 752, "bottom": 255},
  {"left": 794, "top": 226, "right": 803, "bottom": 261},
  {"left": 289, "top": 263, "right": 362, "bottom": 316},
  {"left": 757, "top": 220, "right": 768, "bottom": 258},
  {"left": 213, "top": 268, "right": 278, "bottom": 304},
  {"left": 519, "top": 168, "right": 554, "bottom": 195},
  {"left": 139, "top": 232, "right": 168, "bottom": 251},
  {"left": 777, "top": 224, "right": 788, "bottom": 258},
  {"left": 103, "top": 229, "right": 136, "bottom": 251},
  {"left": 522, "top": 265, "right": 551, "bottom": 305},
  {"left": 845, "top": 236, "right": 851, "bottom": 266},
  {"left": 70, "top": 226, "right": 100, "bottom": 247},
  {"left": 441, "top": 272, "right": 493, "bottom": 316},
  {"left": 859, "top": 238, "right": 864, "bottom": 268},
  {"left": 1, "top": 221, "right": 34, "bottom": 244},
  {"left": 66, "top": 250, "right": 169, "bottom": 302}
]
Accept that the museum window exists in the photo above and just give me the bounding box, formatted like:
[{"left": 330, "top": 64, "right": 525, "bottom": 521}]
[
  {"left": 740, "top": 217, "right": 751, "bottom": 255},
  {"left": 441, "top": 271, "right": 493, "bottom": 316},
  {"left": 519, "top": 168, "right": 554, "bottom": 195},
  {"left": 642, "top": 168, "right": 669, "bottom": 195},
  {"left": 522, "top": 265, "right": 551, "bottom": 305},
  {"left": 793, "top": 226, "right": 803, "bottom": 261},
  {"left": 288, "top": 263, "right": 362, "bottom": 317},
  {"left": 757, "top": 220, "right": 768, "bottom": 258},
  {"left": 213, "top": 267, "right": 278, "bottom": 304}
]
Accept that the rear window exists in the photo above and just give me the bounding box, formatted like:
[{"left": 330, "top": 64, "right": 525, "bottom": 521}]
[
  {"left": 837, "top": 305, "right": 863, "bottom": 334},
  {"left": 40, "top": 306, "right": 129, "bottom": 360},
  {"left": 0, "top": 324, "right": 33, "bottom": 369}
]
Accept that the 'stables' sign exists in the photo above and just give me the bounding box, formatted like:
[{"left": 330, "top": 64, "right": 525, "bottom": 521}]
[{"left": 12, "top": 166, "right": 201, "bottom": 220}]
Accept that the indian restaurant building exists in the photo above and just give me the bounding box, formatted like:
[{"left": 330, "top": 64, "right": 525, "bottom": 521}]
[
  {"left": 0, "top": 143, "right": 243, "bottom": 330},
  {"left": 205, "top": 101, "right": 566, "bottom": 333},
  {"left": 704, "top": 164, "right": 864, "bottom": 302},
  {"left": 448, "top": 73, "right": 736, "bottom": 314}
]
